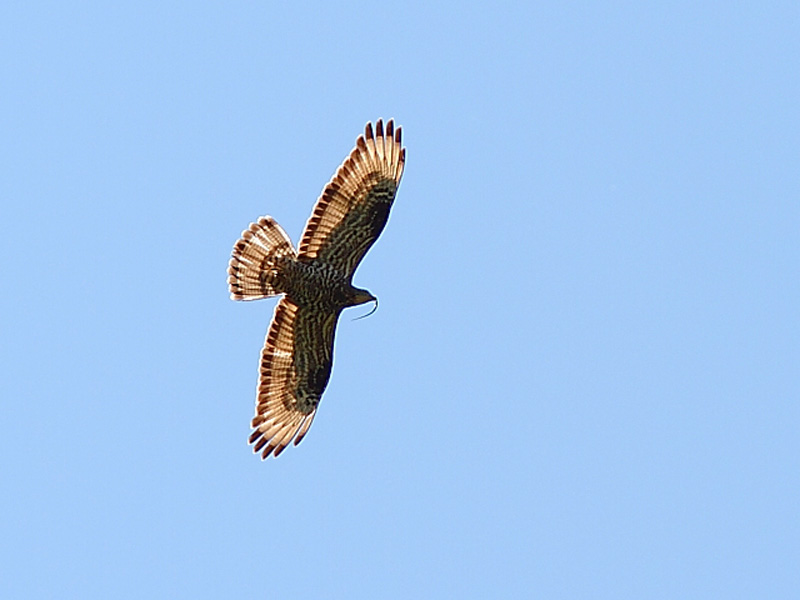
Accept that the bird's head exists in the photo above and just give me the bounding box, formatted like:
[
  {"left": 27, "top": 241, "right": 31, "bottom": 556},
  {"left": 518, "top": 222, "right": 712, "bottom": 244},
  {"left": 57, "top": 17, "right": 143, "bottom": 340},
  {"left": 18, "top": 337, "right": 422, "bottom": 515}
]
[
  {"left": 345, "top": 286, "right": 378, "bottom": 320},
  {"left": 347, "top": 286, "right": 376, "bottom": 307}
]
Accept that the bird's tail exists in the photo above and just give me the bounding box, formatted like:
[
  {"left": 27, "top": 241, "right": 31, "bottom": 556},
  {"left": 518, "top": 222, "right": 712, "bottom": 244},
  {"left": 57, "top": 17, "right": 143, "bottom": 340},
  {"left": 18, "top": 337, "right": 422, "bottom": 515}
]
[{"left": 228, "top": 216, "right": 297, "bottom": 301}]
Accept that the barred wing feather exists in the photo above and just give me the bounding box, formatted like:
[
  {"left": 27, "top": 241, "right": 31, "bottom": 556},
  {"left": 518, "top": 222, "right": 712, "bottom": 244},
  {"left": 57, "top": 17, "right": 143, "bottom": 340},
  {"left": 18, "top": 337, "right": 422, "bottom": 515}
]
[
  {"left": 298, "top": 119, "right": 405, "bottom": 278},
  {"left": 249, "top": 298, "right": 340, "bottom": 459}
]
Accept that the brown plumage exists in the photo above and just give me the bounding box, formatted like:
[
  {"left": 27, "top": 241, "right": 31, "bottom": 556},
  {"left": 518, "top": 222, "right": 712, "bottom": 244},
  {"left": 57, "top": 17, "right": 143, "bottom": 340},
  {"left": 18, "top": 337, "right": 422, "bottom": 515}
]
[{"left": 228, "top": 120, "right": 405, "bottom": 459}]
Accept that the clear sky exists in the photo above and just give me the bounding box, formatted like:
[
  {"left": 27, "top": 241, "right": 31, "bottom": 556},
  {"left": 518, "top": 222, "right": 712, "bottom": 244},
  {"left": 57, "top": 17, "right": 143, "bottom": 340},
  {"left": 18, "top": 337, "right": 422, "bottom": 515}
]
[{"left": 2, "top": 1, "right": 798, "bottom": 598}]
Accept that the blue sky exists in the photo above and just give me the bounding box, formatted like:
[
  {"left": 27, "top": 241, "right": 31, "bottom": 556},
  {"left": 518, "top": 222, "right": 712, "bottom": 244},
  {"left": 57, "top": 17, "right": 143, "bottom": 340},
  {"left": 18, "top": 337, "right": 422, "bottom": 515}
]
[{"left": 2, "top": 1, "right": 798, "bottom": 597}]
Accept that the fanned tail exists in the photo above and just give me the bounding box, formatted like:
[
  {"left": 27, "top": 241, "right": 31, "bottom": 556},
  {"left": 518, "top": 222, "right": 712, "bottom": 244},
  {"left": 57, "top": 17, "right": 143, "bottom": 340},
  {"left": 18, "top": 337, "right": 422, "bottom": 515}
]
[{"left": 228, "top": 216, "right": 297, "bottom": 301}]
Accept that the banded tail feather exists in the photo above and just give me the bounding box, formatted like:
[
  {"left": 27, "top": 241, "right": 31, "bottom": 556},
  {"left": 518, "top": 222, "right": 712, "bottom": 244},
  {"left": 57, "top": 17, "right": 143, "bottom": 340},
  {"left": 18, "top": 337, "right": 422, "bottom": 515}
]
[{"left": 228, "top": 216, "right": 297, "bottom": 300}]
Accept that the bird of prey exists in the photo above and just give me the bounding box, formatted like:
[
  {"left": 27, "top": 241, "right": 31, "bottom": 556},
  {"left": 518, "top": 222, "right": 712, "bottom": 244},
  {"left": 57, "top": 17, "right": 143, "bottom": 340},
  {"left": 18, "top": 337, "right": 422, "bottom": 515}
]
[{"left": 228, "top": 120, "right": 406, "bottom": 459}]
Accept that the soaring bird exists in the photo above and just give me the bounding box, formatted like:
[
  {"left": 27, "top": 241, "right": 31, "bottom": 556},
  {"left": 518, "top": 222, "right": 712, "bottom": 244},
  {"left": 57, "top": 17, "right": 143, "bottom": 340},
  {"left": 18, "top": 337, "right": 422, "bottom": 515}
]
[{"left": 228, "top": 120, "right": 406, "bottom": 459}]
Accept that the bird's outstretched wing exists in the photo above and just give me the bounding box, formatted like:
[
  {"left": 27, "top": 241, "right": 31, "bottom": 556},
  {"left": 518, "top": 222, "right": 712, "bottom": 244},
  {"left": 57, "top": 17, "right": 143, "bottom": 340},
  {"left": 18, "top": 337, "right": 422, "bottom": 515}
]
[
  {"left": 298, "top": 119, "right": 406, "bottom": 278},
  {"left": 248, "top": 298, "right": 340, "bottom": 459}
]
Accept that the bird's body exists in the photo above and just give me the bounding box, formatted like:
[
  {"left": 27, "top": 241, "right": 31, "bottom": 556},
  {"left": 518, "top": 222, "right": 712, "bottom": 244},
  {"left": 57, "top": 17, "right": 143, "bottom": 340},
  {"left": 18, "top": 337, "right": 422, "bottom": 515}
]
[
  {"left": 228, "top": 120, "right": 405, "bottom": 458},
  {"left": 278, "top": 258, "right": 373, "bottom": 310}
]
